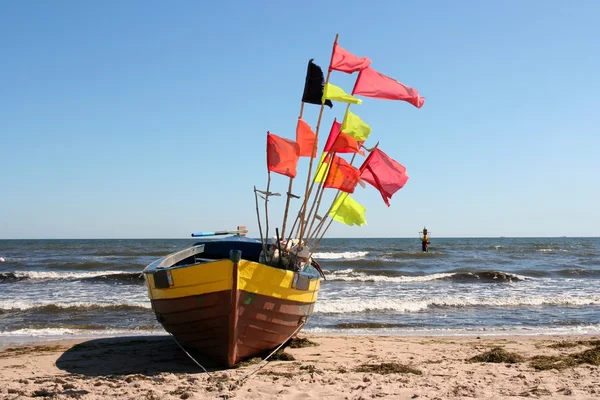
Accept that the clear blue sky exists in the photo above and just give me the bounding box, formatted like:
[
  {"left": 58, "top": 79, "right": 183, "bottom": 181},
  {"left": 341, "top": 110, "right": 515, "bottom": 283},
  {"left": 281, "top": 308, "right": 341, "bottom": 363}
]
[{"left": 1, "top": 1, "right": 599, "bottom": 239}]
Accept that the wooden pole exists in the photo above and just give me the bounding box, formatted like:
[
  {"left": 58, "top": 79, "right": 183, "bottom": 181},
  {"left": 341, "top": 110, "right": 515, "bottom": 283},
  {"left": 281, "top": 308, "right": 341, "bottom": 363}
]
[
  {"left": 309, "top": 143, "right": 379, "bottom": 251},
  {"left": 253, "top": 185, "right": 268, "bottom": 257},
  {"left": 264, "top": 171, "right": 272, "bottom": 258},
  {"left": 303, "top": 102, "right": 350, "bottom": 238},
  {"left": 280, "top": 102, "right": 305, "bottom": 238},
  {"left": 307, "top": 151, "right": 359, "bottom": 246},
  {"left": 308, "top": 190, "right": 342, "bottom": 247},
  {"left": 297, "top": 33, "right": 339, "bottom": 244},
  {"left": 304, "top": 64, "right": 365, "bottom": 246}
]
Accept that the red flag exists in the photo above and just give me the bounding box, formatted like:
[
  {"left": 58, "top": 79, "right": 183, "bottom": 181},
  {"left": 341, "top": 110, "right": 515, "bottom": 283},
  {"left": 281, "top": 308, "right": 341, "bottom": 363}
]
[
  {"left": 266, "top": 132, "right": 300, "bottom": 178},
  {"left": 330, "top": 43, "right": 371, "bottom": 74},
  {"left": 324, "top": 155, "right": 361, "bottom": 194},
  {"left": 296, "top": 118, "right": 317, "bottom": 158},
  {"left": 353, "top": 66, "right": 425, "bottom": 108},
  {"left": 330, "top": 132, "right": 365, "bottom": 155},
  {"left": 323, "top": 119, "right": 342, "bottom": 153},
  {"left": 359, "top": 148, "right": 409, "bottom": 206}
]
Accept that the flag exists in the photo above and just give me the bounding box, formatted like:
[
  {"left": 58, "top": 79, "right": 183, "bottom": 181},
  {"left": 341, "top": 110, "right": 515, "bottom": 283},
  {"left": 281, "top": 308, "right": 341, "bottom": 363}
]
[
  {"left": 359, "top": 148, "right": 409, "bottom": 206},
  {"left": 323, "top": 83, "right": 362, "bottom": 105},
  {"left": 329, "top": 132, "right": 365, "bottom": 155},
  {"left": 329, "top": 193, "right": 367, "bottom": 227},
  {"left": 341, "top": 110, "right": 372, "bottom": 141},
  {"left": 302, "top": 59, "right": 333, "bottom": 108},
  {"left": 314, "top": 153, "right": 332, "bottom": 183},
  {"left": 296, "top": 118, "right": 317, "bottom": 158},
  {"left": 353, "top": 66, "right": 425, "bottom": 108},
  {"left": 266, "top": 132, "right": 300, "bottom": 178},
  {"left": 330, "top": 43, "right": 371, "bottom": 74},
  {"left": 324, "top": 155, "right": 361, "bottom": 193},
  {"left": 323, "top": 119, "right": 342, "bottom": 153}
]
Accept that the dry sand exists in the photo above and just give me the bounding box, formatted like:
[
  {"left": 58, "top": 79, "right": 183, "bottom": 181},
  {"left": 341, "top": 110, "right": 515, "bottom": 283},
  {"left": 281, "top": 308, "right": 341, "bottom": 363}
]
[{"left": 1, "top": 334, "right": 599, "bottom": 399}]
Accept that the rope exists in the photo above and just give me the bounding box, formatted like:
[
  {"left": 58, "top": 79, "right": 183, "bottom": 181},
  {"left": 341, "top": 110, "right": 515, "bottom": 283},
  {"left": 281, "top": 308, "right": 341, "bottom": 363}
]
[
  {"left": 236, "top": 319, "right": 307, "bottom": 385},
  {"left": 169, "top": 333, "right": 212, "bottom": 378}
]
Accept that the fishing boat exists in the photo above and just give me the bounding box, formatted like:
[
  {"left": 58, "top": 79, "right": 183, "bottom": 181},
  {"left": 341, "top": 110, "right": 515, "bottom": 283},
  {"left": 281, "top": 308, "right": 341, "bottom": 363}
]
[
  {"left": 143, "top": 227, "right": 324, "bottom": 367},
  {"left": 142, "top": 34, "right": 424, "bottom": 367}
]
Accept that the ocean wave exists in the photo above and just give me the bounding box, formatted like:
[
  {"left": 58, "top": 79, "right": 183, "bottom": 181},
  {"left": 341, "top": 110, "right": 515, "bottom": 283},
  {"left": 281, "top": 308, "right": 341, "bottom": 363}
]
[
  {"left": 325, "top": 270, "right": 456, "bottom": 283},
  {"left": 380, "top": 251, "right": 446, "bottom": 259},
  {"left": 90, "top": 250, "right": 173, "bottom": 257},
  {"left": 0, "top": 271, "right": 144, "bottom": 283},
  {"left": 312, "top": 251, "right": 369, "bottom": 260},
  {"left": 304, "top": 325, "right": 600, "bottom": 336},
  {"left": 43, "top": 261, "right": 146, "bottom": 271},
  {"left": 0, "top": 327, "right": 165, "bottom": 337},
  {"left": 324, "top": 269, "right": 525, "bottom": 283},
  {"left": 554, "top": 269, "right": 600, "bottom": 277},
  {"left": 314, "top": 295, "right": 600, "bottom": 314},
  {"left": 0, "top": 301, "right": 150, "bottom": 312}
]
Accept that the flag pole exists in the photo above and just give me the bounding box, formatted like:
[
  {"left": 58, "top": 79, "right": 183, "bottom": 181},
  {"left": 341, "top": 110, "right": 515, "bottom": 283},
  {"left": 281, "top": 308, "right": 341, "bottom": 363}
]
[
  {"left": 305, "top": 65, "right": 363, "bottom": 243},
  {"left": 285, "top": 153, "right": 330, "bottom": 246},
  {"left": 280, "top": 102, "right": 305, "bottom": 239},
  {"left": 253, "top": 185, "right": 268, "bottom": 257},
  {"left": 309, "top": 142, "right": 378, "bottom": 250},
  {"left": 306, "top": 75, "right": 368, "bottom": 246},
  {"left": 297, "top": 33, "right": 339, "bottom": 245},
  {"left": 303, "top": 105, "right": 351, "bottom": 240},
  {"left": 264, "top": 167, "right": 272, "bottom": 261},
  {"left": 306, "top": 154, "right": 356, "bottom": 247}
]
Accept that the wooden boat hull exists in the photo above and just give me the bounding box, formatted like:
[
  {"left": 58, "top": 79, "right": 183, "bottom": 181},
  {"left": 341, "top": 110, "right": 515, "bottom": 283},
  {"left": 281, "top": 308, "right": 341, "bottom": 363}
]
[{"left": 143, "top": 242, "right": 320, "bottom": 367}]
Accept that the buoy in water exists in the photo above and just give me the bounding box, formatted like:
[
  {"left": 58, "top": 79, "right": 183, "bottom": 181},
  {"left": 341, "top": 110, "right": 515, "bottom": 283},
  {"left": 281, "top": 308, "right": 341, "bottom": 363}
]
[{"left": 0, "top": 257, "right": 5, "bottom": 262}]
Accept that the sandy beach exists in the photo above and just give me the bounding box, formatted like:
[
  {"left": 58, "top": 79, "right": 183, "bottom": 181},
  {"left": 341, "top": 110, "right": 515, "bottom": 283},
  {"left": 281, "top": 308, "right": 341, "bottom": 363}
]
[{"left": 1, "top": 334, "right": 599, "bottom": 399}]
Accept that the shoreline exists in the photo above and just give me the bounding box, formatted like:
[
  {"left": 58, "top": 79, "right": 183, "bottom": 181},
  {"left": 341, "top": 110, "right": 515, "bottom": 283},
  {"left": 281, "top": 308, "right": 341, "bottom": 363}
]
[
  {"left": 2, "top": 327, "right": 600, "bottom": 348},
  {"left": 1, "top": 333, "right": 599, "bottom": 399}
]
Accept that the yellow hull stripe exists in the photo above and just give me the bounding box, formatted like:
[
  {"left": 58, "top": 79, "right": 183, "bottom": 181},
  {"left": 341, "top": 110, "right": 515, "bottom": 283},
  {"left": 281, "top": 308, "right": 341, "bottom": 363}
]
[
  {"left": 146, "top": 259, "right": 233, "bottom": 300},
  {"left": 238, "top": 260, "right": 320, "bottom": 303},
  {"left": 145, "top": 259, "right": 320, "bottom": 303}
]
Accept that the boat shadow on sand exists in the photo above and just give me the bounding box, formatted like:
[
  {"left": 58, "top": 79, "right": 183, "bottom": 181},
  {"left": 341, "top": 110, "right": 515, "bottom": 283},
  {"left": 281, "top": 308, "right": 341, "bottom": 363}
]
[{"left": 56, "top": 336, "right": 229, "bottom": 376}]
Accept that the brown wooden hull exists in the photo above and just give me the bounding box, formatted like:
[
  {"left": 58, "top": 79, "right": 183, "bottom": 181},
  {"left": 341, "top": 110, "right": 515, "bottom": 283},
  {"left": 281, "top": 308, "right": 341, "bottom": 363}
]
[
  {"left": 151, "top": 289, "right": 315, "bottom": 367},
  {"left": 144, "top": 246, "right": 321, "bottom": 368}
]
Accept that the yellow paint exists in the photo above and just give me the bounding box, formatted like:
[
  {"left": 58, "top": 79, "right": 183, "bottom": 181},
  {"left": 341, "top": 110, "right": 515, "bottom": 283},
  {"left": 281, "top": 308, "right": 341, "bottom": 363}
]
[
  {"left": 238, "top": 260, "right": 320, "bottom": 303},
  {"left": 146, "top": 259, "right": 233, "bottom": 300},
  {"left": 145, "top": 258, "right": 320, "bottom": 303}
]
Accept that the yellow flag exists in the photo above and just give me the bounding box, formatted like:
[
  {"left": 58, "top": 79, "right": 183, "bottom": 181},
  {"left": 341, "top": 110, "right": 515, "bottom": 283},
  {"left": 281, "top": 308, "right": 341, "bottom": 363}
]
[
  {"left": 314, "top": 153, "right": 331, "bottom": 183},
  {"left": 342, "top": 110, "right": 372, "bottom": 141},
  {"left": 323, "top": 83, "right": 362, "bottom": 105},
  {"left": 329, "top": 193, "right": 367, "bottom": 227}
]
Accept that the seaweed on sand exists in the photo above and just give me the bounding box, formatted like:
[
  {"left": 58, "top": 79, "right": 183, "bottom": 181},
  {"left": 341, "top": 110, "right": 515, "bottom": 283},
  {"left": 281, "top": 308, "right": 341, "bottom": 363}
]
[
  {"left": 530, "top": 345, "right": 600, "bottom": 371},
  {"left": 467, "top": 347, "right": 524, "bottom": 364},
  {"left": 354, "top": 362, "right": 422, "bottom": 375},
  {"left": 286, "top": 337, "right": 319, "bottom": 348}
]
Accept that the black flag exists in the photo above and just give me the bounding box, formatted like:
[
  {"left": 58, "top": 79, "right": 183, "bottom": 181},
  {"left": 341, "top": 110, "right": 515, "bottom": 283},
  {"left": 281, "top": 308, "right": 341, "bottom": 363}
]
[{"left": 302, "top": 59, "right": 333, "bottom": 108}]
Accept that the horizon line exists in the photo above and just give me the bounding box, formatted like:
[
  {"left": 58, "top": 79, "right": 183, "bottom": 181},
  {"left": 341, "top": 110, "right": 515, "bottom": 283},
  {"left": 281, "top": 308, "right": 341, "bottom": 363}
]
[{"left": 0, "top": 236, "right": 598, "bottom": 240}]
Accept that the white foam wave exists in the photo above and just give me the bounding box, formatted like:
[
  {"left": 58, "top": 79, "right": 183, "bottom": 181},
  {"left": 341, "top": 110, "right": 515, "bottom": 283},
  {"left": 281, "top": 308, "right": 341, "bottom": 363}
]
[
  {"left": 314, "top": 295, "right": 600, "bottom": 314},
  {"left": 326, "top": 270, "right": 456, "bottom": 283},
  {"left": 312, "top": 251, "right": 369, "bottom": 260},
  {"left": 6, "top": 270, "right": 137, "bottom": 280},
  {"left": 0, "top": 328, "right": 167, "bottom": 337},
  {"left": 0, "top": 300, "right": 151, "bottom": 311},
  {"left": 303, "top": 325, "right": 600, "bottom": 336}
]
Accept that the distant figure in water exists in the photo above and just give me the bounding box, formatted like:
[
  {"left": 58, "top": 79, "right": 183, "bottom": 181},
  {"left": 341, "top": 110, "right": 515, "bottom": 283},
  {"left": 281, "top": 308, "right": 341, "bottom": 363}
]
[
  {"left": 419, "top": 227, "right": 430, "bottom": 252},
  {"left": 0, "top": 257, "right": 5, "bottom": 262}
]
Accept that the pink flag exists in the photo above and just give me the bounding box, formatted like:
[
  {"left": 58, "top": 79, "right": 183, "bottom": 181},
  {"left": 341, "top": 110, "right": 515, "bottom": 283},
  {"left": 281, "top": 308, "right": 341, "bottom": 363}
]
[
  {"left": 330, "top": 43, "right": 371, "bottom": 74},
  {"left": 353, "top": 66, "right": 425, "bottom": 108},
  {"left": 359, "top": 148, "right": 409, "bottom": 206}
]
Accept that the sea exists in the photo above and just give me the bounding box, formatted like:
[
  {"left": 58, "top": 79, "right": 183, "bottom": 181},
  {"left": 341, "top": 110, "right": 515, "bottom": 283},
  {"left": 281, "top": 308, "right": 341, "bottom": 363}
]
[{"left": 1, "top": 237, "right": 599, "bottom": 346}]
